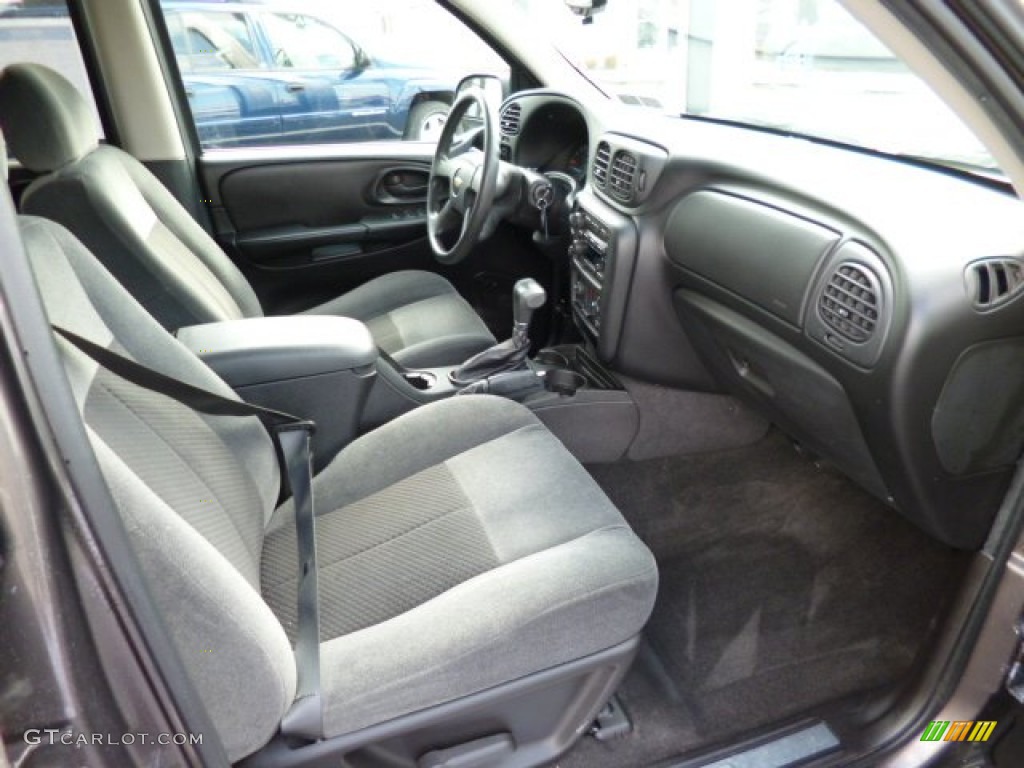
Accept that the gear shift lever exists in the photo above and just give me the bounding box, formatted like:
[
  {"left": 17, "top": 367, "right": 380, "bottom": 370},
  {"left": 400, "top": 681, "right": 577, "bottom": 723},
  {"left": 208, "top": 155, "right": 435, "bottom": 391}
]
[
  {"left": 513, "top": 278, "right": 547, "bottom": 344},
  {"left": 451, "top": 278, "right": 546, "bottom": 385}
]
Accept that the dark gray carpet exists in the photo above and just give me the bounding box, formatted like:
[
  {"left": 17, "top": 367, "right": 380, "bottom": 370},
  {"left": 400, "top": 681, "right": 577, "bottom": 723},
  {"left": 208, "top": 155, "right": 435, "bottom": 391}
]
[{"left": 557, "top": 432, "right": 968, "bottom": 768}]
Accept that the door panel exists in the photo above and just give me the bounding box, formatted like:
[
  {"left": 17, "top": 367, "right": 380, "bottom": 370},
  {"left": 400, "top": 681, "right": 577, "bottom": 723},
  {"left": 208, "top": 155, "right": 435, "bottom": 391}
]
[
  {"left": 201, "top": 146, "right": 440, "bottom": 313},
  {"left": 217, "top": 158, "right": 428, "bottom": 231}
]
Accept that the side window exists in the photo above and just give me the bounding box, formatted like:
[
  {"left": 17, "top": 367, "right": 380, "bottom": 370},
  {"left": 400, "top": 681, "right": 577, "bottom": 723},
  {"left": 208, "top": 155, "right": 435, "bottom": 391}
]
[
  {"left": 0, "top": 0, "right": 105, "bottom": 161},
  {"left": 261, "top": 13, "right": 356, "bottom": 71},
  {"left": 155, "top": 0, "right": 509, "bottom": 150},
  {"left": 168, "top": 11, "right": 261, "bottom": 73}
]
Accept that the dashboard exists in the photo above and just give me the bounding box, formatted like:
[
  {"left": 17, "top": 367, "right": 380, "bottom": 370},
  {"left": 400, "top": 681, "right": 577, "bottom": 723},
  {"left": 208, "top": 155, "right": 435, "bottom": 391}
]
[{"left": 501, "top": 88, "right": 1024, "bottom": 550}]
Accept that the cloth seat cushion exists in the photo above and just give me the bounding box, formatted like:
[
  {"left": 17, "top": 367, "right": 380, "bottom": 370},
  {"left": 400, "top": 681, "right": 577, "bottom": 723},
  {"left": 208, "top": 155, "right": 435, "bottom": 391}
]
[
  {"left": 303, "top": 270, "right": 496, "bottom": 369},
  {"left": 261, "top": 395, "right": 658, "bottom": 738}
]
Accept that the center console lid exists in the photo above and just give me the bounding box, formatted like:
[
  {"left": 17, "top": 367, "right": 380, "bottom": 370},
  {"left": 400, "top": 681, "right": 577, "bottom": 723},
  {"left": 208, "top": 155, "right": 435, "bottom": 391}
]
[{"left": 177, "top": 315, "right": 376, "bottom": 386}]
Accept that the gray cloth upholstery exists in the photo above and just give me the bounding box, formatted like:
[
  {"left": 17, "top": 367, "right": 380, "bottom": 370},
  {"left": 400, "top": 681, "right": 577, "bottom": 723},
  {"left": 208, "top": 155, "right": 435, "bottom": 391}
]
[
  {"left": 263, "top": 395, "right": 658, "bottom": 738},
  {"left": 20, "top": 216, "right": 289, "bottom": 761},
  {"left": 19, "top": 143, "right": 262, "bottom": 329},
  {"left": 0, "top": 62, "right": 97, "bottom": 171},
  {"left": 20, "top": 214, "right": 657, "bottom": 757},
  {"left": 304, "top": 269, "right": 495, "bottom": 368},
  {"left": 263, "top": 463, "right": 500, "bottom": 641},
  {"left": 1, "top": 63, "right": 496, "bottom": 365}
]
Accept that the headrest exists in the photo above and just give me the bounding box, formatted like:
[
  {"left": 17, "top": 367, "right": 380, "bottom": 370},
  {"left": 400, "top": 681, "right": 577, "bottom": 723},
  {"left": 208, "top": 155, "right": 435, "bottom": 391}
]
[{"left": 0, "top": 63, "right": 99, "bottom": 173}]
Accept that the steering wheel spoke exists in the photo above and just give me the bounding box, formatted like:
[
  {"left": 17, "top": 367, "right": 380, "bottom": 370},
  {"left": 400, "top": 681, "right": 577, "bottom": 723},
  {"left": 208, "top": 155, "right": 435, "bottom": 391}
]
[
  {"left": 430, "top": 199, "right": 461, "bottom": 233},
  {"left": 432, "top": 154, "right": 455, "bottom": 181},
  {"left": 459, "top": 196, "right": 475, "bottom": 238},
  {"left": 426, "top": 87, "right": 500, "bottom": 265}
]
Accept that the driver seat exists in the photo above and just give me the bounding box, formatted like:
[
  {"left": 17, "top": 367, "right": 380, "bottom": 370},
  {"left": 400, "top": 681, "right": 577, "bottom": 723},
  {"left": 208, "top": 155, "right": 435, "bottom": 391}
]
[{"left": 0, "top": 63, "right": 496, "bottom": 368}]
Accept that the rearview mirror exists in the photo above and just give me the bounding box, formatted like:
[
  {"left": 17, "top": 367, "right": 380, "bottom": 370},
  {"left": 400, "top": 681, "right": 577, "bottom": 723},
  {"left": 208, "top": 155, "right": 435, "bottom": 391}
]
[{"left": 565, "top": 0, "right": 608, "bottom": 23}]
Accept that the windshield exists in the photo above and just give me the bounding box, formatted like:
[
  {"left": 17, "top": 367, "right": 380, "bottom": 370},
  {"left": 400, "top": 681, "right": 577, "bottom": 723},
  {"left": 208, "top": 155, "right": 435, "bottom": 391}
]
[{"left": 513, "top": 0, "right": 998, "bottom": 174}]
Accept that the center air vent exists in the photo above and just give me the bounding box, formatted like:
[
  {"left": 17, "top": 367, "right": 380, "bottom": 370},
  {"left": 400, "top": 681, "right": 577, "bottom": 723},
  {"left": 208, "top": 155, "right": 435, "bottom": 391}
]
[
  {"left": 967, "top": 258, "right": 1024, "bottom": 309},
  {"left": 592, "top": 142, "right": 610, "bottom": 188},
  {"left": 499, "top": 103, "right": 522, "bottom": 136},
  {"left": 607, "top": 151, "right": 638, "bottom": 202},
  {"left": 819, "top": 262, "right": 880, "bottom": 343}
]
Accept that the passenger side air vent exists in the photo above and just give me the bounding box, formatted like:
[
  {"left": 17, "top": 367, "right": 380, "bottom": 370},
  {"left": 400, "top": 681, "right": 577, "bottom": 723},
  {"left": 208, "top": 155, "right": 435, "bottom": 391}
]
[
  {"left": 590, "top": 135, "right": 666, "bottom": 205},
  {"left": 967, "top": 258, "right": 1024, "bottom": 309},
  {"left": 608, "top": 151, "right": 638, "bottom": 202},
  {"left": 819, "top": 262, "right": 881, "bottom": 343},
  {"left": 593, "top": 142, "right": 610, "bottom": 188},
  {"left": 499, "top": 103, "right": 522, "bottom": 136}
]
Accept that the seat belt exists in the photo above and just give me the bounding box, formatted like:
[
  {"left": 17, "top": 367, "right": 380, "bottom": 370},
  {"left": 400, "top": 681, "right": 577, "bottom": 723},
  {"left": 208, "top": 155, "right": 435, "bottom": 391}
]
[{"left": 53, "top": 326, "right": 324, "bottom": 741}]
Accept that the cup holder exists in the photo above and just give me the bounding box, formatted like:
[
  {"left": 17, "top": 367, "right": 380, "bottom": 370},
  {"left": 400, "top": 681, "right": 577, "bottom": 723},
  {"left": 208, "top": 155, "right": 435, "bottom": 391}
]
[
  {"left": 544, "top": 369, "right": 586, "bottom": 396},
  {"left": 534, "top": 349, "right": 570, "bottom": 369},
  {"left": 403, "top": 371, "right": 437, "bottom": 391}
]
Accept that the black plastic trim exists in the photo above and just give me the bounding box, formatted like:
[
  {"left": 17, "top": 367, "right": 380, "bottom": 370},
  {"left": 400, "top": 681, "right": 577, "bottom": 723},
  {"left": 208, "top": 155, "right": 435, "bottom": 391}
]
[
  {"left": 67, "top": 0, "right": 121, "bottom": 149},
  {"left": 141, "top": 0, "right": 204, "bottom": 159}
]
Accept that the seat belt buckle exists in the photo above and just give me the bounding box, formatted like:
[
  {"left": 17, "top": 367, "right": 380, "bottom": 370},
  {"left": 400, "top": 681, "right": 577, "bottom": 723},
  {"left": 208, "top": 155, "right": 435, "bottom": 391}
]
[
  {"left": 281, "top": 692, "right": 324, "bottom": 741},
  {"left": 273, "top": 419, "right": 317, "bottom": 437}
]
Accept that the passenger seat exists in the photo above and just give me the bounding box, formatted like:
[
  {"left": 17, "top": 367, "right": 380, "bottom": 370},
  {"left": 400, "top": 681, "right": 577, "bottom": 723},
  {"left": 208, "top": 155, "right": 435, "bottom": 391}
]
[{"left": 7, "top": 137, "right": 658, "bottom": 764}]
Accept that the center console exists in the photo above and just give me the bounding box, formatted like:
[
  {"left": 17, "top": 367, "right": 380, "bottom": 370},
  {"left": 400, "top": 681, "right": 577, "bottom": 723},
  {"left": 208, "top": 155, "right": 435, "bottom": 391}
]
[
  {"left": 522, "top": 346, "right": 638, "bottom": 463},
  {"left": 567, "top": 189, "right": 637, "bottom": 363},
  {"left": 177, "top": 316, "right": 377, "bottom": 470},
  {"left": 568, "top": 208, "right": 610, "bottom": 336},
  {"left": 359, "top": 191, "right": 645, "bottom": 464}
]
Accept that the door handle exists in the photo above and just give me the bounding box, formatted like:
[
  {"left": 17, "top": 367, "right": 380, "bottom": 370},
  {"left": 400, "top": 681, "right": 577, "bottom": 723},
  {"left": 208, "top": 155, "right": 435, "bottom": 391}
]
[
  {"left": 386, "top": 182, "right": 428, "bottom": 196},
  {"left": 285, "top": 82, "right": 306, "bottom": 93},
  {"left": 375, "top": 168, "right": 431, "bottom": 203}
]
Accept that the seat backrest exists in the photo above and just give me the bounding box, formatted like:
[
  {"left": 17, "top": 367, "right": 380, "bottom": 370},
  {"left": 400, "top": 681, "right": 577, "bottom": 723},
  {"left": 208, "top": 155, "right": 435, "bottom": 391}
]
[
  {"left": 0, "top": 63, "right": 264, "bottom": 330},
  {"left": 16, "top": 203, "right": 296, "bottom": 758}
]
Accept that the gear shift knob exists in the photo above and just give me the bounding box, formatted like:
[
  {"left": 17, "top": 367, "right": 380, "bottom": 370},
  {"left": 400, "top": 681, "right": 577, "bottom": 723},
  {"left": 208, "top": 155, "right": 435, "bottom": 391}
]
[
  {"left": 451, "top": 278, "right": 546, "bottom": 385},
  {"left": 513, "top": 278, "right": 547, "bottom": 330}
]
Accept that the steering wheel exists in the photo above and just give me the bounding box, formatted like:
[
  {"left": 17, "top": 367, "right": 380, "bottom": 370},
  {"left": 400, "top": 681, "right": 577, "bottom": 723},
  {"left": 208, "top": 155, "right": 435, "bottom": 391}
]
[{"left": 427, "top": 87, "right": 499, "bottom": 265}]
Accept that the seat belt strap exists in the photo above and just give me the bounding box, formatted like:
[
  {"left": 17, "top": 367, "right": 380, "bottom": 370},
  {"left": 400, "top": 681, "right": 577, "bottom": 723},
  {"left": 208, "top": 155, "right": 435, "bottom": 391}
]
[
  {"left": 276, "top": 423, "right": 321, "bottom": 740},
  {"left": 53, "top": 326, "right": 324, "bottom": 740},
  {"left": 53, "top": 326, "right": 299, "bottom": 423}
]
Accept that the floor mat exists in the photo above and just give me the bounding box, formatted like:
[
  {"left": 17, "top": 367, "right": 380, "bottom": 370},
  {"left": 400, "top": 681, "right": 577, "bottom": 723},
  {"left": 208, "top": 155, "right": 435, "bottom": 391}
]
[{"left": 557, "top": 432, "right": 969, "bottom": 768}]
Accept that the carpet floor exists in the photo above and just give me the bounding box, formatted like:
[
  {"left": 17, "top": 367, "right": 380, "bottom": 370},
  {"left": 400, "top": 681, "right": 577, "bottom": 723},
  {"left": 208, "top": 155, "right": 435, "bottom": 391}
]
[{"left": 556, "top": 432, "right": 969, "bottom": 768}]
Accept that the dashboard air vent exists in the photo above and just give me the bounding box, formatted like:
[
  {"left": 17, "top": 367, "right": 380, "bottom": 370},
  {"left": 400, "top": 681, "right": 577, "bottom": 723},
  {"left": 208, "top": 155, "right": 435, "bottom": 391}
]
[
  {"left": 593, "top": 142, "right": 611, "bottom": 188},
  {"left": 967, "top": 258, "right": 1024, "bottom": 308},
  {"left": 608, "top": 151, "right": 638, "bottom": 202},
  {"left": 499, "top": 103, "right": 522, "bottom": 136},
  {"left": 819, "top": 262, "right": 880, "bottom": 343},
  {"left": 618, "top": 93, "right": 664, "bottom": 108}
]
